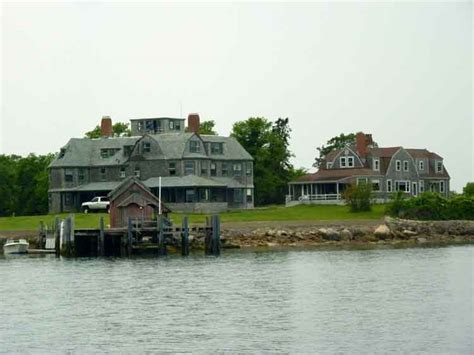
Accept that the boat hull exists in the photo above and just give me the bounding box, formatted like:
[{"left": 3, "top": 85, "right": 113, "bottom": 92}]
[{"left": 3, "top": 242, "right": 29, "bottom": 254}]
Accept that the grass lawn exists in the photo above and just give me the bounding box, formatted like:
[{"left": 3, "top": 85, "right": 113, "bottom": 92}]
[{"left": 0, "top": 204, "right": 386, "bottom": 231}]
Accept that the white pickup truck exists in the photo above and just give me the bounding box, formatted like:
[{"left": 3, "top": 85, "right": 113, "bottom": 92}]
[{"left": 81, "top": 196, "right": 110, "bottom": 213}]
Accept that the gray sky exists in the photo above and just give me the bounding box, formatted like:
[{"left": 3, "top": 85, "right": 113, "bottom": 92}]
[{"left": 2, "top": 1, "right": 472, "bottom": 191}]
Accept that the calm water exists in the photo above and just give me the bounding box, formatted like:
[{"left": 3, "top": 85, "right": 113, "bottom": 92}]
[{"left": 0, "top": 246, "right": 472, "bottom": 353}]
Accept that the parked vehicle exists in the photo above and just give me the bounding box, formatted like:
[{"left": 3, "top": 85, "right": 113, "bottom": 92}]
[
  {"left": 3, "top": 239, "right": 29, "bottom": 254},
  {"left": 81, "top": 196, "right": 110, "bottom": 213}
]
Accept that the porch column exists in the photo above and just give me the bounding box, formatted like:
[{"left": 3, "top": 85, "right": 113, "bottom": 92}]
[
  {"left": 301, "top": 184, "right": 304, "bottom": 196},
  {"left": 336, "top": 183, "right": 339, "bottom": 198}
]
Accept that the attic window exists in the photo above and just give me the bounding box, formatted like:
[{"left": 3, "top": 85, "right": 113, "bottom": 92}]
[
  {"left": 101, "top": 148, "right": 119, "bottom": 159},
  {"left": 419, "top": 161, "right": 424, "bottom": 171},
  {"left": 326, "top": 162, "right": 333, "bottom": 169},
  {"left": 134, "top": 167, "right": 141, "bottom": 178},
  {"left": 340, "top": 156, "right": 354, "bottom": 168},
  {"left": 143, "top": 142, "right": 151, "bottom": 153},
  {"left": 373, "top": 159, "right": 380, "bottom": 171},
  {"left": 190, "top": 141, "right": 201, "bottom": 153},
  {"left": 403, "top": 161, "right": 409, "bottom": 172},
  {"left": 211, "top": 142, "right": 223, "bottom": 154},
  {"left": 436, "top": 161, "right": 443, "bottom": 173}
]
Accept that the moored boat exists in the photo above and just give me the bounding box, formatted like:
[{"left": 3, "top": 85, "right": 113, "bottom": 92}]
[{"left": 3, "top": 239, "right": 29, "bottom": 254}]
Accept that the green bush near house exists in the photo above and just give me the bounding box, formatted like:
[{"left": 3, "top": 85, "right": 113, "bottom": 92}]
[
  {"left": 341, "top": 183, "right": 373, "bottom": 212},
  {"left": 386, "top": 192, "right": 474, "bottom": 220}
]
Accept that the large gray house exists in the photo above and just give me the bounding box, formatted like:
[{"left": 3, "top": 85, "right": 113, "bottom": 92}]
[
  {"left": 287, "top": 132, "right": 450, "bottom": 206},
  {"left": 49, "top": 114, "right": 254, "bottom": 213}
]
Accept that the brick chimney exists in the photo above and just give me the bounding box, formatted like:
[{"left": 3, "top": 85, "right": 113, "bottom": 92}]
[
  {"left": 101, "top": 116, "right": 113, "bottom": 137},
  {"left": 356, "top": 132, "right": 373, "bottom": 157},
  {"left": 187, "top": 113, "right": 200, "bottom": 134}
]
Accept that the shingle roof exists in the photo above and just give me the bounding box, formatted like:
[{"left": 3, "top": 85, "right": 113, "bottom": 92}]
[
  {"left": 293, "top": 168, "right": 382, "bottom": 183},
  {"left": 49, "top": 132, "right": 252, "bottom": 168},
  {"left": 406, "top": 149, "right": 443, "bottom": 160}
]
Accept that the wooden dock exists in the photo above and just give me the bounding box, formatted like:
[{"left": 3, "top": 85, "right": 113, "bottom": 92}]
[{"left": 38, "top": 215, "right": 221, "bottom": 257}]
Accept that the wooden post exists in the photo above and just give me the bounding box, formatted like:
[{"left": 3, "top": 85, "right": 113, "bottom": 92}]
[
  {"left": 158, "top": 216, "right": 166, "bottom": 256},
  {"left": 204, "top": 216, "right": 212, "bottom": 255},
  {"left": 181, "top": 216, "right": 189, "bottom": 256},
  {"left": 98, "top": 217, "right": 105, "bottom": 257},
  {"left": 70, "top": 214, "right": 75, "bottom": 257},
  {"left": 54, "top": 217, "right": 60, "bottom": 257},
  {"left": 127, "top": 217, "right": 133, "bottom": 256},
  {"left": 212, "top": 215, "right": 221, "bottom": 256}
]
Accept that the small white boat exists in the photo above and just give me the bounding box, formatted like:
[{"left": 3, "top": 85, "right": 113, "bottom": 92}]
[{"left": 3, "top": 239, "right": 29, "bottom": 254}]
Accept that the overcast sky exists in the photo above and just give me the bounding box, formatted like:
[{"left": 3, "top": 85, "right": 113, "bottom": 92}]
[{"left": 1, "top": 1, "right": 472, "bottom": 191}]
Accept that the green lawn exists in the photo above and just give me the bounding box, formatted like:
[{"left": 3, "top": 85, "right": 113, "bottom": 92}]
[{"left": 0, "top": 204, "right": 386, "bottom": 231}]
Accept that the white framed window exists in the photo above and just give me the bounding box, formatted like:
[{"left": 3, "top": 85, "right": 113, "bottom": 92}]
[
  {"left": 233, "top": 163, "right": 242, "bottom": 176},
  {"left": 340, "top": 157, "right": 347, "bottom": 168},
  {"left": 403, "top": 161, "right": 409, "bottom": 172},
  {"left": 419, "top": 160, "right": 424, "bottom": 171},
  {"left": 327, "top": 162, "right": 333, "bottom": 169},
  {"left": 189, "top": 140, "right": 200, "bottom": 153},
  {"left": 120, "top": 167, "right": 126, "bottom": 178},
  {"left": 396, "top": 160, "right": 401, "bottom": 171},
  {"left": 387, "top": 179, "right": 392, "bottom": 193},
  {"left": 143, "top": 142, "right": 151, "bottom": 153},
  {"left": 372, "top": 179, "right": 380, "bottom": 192},
  {"left": 347, "top": 157, "right": 354, "bottom": 167},
  {"left": 412, "top": 182, "right": 418, "bottom": 196},
  {"left": 419, "top": 180, "right": 424, "bottom": 193},
  {"left": 169, "top": 121, "right": 174, "bottom": 130},
  {"left": 373, "top": 158, "right": 380, "bottom": 171},
  {"left": 134, "top": 167, "right": 140, "bottom": 178},
  {"left": 395, "top": 180, "right": 410, "bottom": 193},
  {"left": 436, "top": 161, "right": 443, "bottom": 173},
  {"left": 340, "top": 156, "right": 354, "bottom": 168},
  {"left": 440, "top": 181, "right": 445, "bottom": 193}
]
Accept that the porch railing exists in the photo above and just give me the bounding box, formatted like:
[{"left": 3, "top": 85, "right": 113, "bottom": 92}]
[{"left": 286, "top": 194, "right": 342, "bottom": 202}]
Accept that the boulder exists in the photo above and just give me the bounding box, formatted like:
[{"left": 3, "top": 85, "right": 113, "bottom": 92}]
[
  {"left": 340, "top": 228, "right": 353, "bottom": 241},
  {"left": 374, "top": 224, "right": 391, "bottom": 239},
  {"left": 416, "top": 237, "right": 427, "bottom": 243},
  {"left": 402, "top": 229, "right": 418, "bottom": 238},
  {"left": 319, "top": 228, "right": 341, "bottom": 241}
]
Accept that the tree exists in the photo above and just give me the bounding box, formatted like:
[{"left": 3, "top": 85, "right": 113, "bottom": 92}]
[
  {"left": 198, "top": 120, "right": 218, "bottom": 135},
  {"left": 231, "top": 117, "right": 300, "bottom": 205},
  {"left": 463, "top": 182, "right": 474, "bottom": 197},
  {"left": 85, "top": 122, "right": 131, "bottom": 138},
  {"left": 0, "top": 154, "right": 54, "bottom": 216},
  {"left": 313, "top": 133, "right": 356, "bottom": 168}
]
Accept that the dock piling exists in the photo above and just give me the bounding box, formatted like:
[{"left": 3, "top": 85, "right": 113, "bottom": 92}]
[{"left": 181, "top": 216, "right": 189, "bottom": 256}]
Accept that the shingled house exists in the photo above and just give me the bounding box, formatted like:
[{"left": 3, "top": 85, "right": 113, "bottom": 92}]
[
  {"left": 286, "top": 132, "right": 450, "bottom": 206},
  {"left": 48, "top": 114, "right": 254, "bottom": 213}
]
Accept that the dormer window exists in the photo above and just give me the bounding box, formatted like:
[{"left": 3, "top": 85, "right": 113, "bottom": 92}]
[
  {"left": 396, "top": 160, "right": 401, "bottom": 171},
  {"left": 143, "top": 142, "right": 151, "bottom": 153},
  {"left": 373, "top": 158, "right": 380, "bottom": 171},
  {"left": 326, "top": 162, "right": 333, "bottom": 169},
  {"left": 436, "top": 161, "right": 443, "bottom": 173},
  {"left": 340, "top": 156, "right": 354, "bottom": 168},
  {"left": 190, "top": 141, "right": 201, "bottom": 153},
  {"left": 210, "top": 142, "right": 223, "bottom": 154},
  {"left": 58, "top": 148, "right": 66, "bottom": 159},
  {"left": 419, "top": 160, "right": 424, "bottom": 171},
  {"left": 134, "top": 167, "right": 140, "bottom": 178},
  {"left": 101, "top": 148, "right": 119, "bottom": 159},
  {"left": 120, "top": 167, "right": 126, "bottom": 178}
]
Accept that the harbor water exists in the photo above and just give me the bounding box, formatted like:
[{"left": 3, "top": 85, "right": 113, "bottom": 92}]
[{"left": 1, "top": 245, "right": 472, "bottom": 353}]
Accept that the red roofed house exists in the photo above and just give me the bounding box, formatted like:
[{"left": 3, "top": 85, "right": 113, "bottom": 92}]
[{"left": 286, "top": 132, "right": 450, "bottom": 206}]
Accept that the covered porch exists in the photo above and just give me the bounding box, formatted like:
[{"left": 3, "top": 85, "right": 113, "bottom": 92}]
[{"left": 286, "top": 181, "right": 348, "bottom": 206}]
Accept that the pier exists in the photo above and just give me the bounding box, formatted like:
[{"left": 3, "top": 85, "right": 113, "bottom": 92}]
[{"left": 38, "top": 215, "right": 221, "bottom": 257}]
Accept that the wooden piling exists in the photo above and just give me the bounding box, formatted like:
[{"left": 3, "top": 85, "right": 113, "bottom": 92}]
[
  {"left": 158, "top": 216, "right": 166, "bottom": 256},
  {"left": 98, "top": 217, "right": 105, "bottom": 256},
  {"left": 54, "top": 217, "right": 60, "bottom": 257},
  {"left": 127, "top": 217, "right": 133, "bottom": 256},
  {"left": 181, "top": 216, "right": 189, "bottom": 256},
  {"left": 212, "top": 215, "right": 221, "bottom": 256}
]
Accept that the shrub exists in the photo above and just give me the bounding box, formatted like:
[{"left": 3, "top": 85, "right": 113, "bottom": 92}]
[
  {"left": 342, "top": 183, "right": 372, "bottom": 212},
  {"left": 386, "top": 191, "right": 474, "bottom": 220},
  {"left": 463, "top": 182, "right": 474, "bottom": 197}
]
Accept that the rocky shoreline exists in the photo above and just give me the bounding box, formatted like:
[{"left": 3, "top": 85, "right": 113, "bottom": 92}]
[
  {"left": 215, "top": 217, "right": 474, "bottom": 249},
  {"left": 1, "top": 218, "right": 473, "bottom": 251}
]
